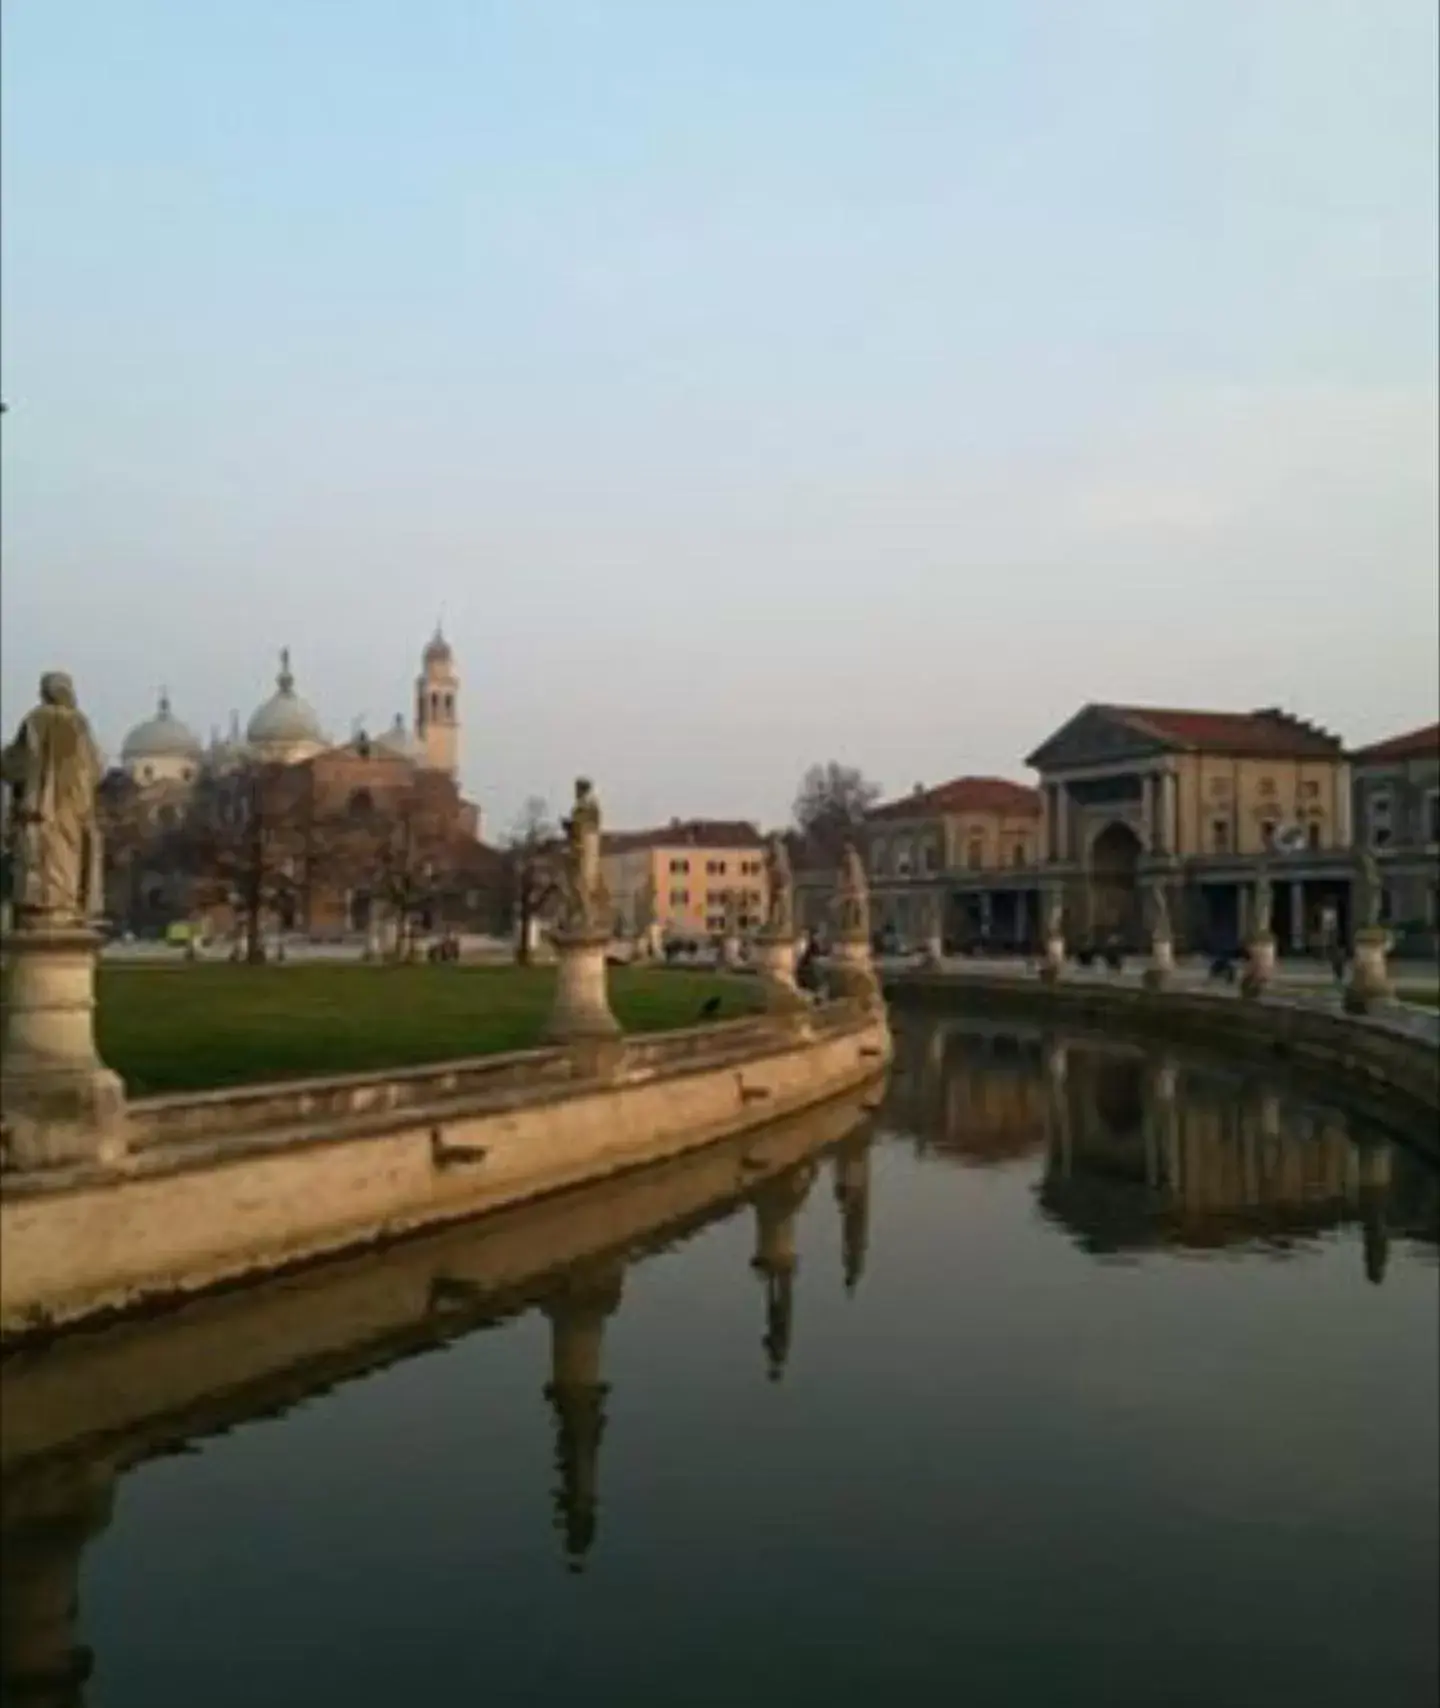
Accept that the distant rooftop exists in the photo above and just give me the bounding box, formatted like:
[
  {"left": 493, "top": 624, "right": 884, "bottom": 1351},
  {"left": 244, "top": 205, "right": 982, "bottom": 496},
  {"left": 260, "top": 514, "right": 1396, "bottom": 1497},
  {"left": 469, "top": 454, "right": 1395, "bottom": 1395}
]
[
  {"left": 868, "top": 776, "right": 1041, "bottom": 822},
  {"left": 1350, "top": 721, "right": 1440, "bottom": 765},
  {"left": 602, "top": 817, "right": 765, "bottom": 854}
]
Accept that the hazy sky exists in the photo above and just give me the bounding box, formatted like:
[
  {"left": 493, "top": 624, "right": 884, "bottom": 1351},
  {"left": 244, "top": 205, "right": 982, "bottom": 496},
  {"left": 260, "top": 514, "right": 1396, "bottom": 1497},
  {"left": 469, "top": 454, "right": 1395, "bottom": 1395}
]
[{"left": 3, "top": 0, "right": 1436, "bottom": 835}]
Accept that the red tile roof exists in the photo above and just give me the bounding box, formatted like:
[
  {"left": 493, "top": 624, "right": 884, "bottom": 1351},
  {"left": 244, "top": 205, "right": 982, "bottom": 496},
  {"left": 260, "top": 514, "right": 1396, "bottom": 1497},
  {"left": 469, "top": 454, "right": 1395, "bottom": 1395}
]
[
  {"left": 869, "top": 776, "right": 1041, "bottom": 822},
  {"left": 1350, "top": 721, "right": 1440, "bottom": 764},
  {"left": 602, "top": 818, "right": 764, "bottom": 854},
  {"left": 1104, "top": 704, "right": 1344, "bottom": 759}
]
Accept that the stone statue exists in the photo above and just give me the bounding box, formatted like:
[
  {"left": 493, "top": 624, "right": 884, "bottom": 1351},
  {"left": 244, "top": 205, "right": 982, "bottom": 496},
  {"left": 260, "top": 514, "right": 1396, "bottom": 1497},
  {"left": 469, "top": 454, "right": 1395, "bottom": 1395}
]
[
  {"left": 1044, "top": 886, "right": 1064, "bottom": 939},
  {"left": 557, "top": 777, "right": 607, "bottom": 934},
  {"left": 1252, "top": 864, "right": 1273, "bottom": 938},
  {"left": 1, "top": 673, "right": 105, "bottom": 929},
  {"left": 834, "top": 841, "right": 870, "bottom": 942},
  {"left": 1147, "top": 879, "right": 1171, "bottom": 942},
  {"left": 1356, "top": 848, "right": 1383, "bottom": 930},
  {"left": 764, "top": 835, "right": 794, "bottom": 938}
]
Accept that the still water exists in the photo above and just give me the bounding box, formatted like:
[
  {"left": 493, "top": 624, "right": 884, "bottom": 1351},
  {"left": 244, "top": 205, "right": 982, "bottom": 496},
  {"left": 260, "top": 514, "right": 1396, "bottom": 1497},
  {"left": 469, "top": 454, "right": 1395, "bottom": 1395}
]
[{"left": 2, "top": 1019, "right": 1436, "bottom": 1708}]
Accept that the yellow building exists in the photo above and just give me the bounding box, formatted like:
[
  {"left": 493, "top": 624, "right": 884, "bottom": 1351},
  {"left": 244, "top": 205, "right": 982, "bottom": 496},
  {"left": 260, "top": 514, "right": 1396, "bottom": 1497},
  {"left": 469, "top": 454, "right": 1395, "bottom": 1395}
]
[
  {"left": 865, "top": 776, "right": 1043, "bottom": 947},
  {"left": 600, "top": 820, "right": 768, "bottom": 940},
  {"left": 1026, "top": 702, "right": 1352, "bottom": 950}
]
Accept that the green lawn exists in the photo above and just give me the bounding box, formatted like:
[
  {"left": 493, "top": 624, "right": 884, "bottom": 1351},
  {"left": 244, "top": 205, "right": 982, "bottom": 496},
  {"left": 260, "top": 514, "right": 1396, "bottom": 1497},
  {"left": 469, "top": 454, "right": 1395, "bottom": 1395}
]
[{"left": 94, "top": 963, "right": 764, "bottom": 1096}]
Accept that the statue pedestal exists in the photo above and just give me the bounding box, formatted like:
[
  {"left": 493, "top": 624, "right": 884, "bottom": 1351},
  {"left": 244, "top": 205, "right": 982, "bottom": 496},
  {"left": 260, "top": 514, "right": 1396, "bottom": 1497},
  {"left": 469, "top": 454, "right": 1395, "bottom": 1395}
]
[
  {"left": 1345, "top": 927, "right": 1392, "bottom": 1014},
  {"left": 1143, "top": 934, "right": 1175, "bottom": 991},
  {"left": 1240, "top": 932, "right": 1276, "bottom": 998},
  {"left": 545, "top": 930, "right": 620, "bottom": 1043},
  {"left": 829, "top": 933, "right": 881, "bottom": 1009},
  {"left": 752, "top": 933, "right": 807, "bottom": 1017},
  {"left": 1040, "top": 933, "right": 1065, "bottom": 985},
  {"left": 1, "top": 928, "right": 127, "bottom": 1171}
]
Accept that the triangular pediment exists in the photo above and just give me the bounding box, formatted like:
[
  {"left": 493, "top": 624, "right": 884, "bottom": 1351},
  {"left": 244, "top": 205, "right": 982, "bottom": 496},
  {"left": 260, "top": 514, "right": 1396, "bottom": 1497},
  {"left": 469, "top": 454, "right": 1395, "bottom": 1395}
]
[{"left": 1025, "top": 704, "right": 1173, "bottom": 774}]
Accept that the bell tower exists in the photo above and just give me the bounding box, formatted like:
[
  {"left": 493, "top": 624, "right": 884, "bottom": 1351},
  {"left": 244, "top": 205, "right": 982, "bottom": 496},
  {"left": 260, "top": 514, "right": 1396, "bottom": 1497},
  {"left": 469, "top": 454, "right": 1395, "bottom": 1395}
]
[{"left": 414, "top": 626, "right": 459, "bottom": 777}]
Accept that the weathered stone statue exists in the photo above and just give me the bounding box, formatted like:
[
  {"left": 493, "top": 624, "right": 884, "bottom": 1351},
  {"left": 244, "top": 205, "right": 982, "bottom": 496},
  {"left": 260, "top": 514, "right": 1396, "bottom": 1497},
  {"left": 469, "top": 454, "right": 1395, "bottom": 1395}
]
[
  {"left": 1, "top": 673, "right": 105, "bottom": 929},
  {"left": 1252, "top": 865, "right": 1273, "bottom": 939},
  {"left": 1045, "top": 888, "right": 1064, "bottom": 940},
  {"left": 545, "top": 777, "right": 620, "bottom": 1045},
  {"left": 1355, "top": 848, "right": 1383, "bottom": 930},
  {"left": 556, "top": 778, "right": 607, "bottom": 936},
  {"left": 834, "top": 842, "right": 870, "bottom": 943},
  {"left": 1147, "top": 879, "right": 1171, "bottom": 941},
  {"left": 763, "top": 835, "right": 795, "bottom": 938}
]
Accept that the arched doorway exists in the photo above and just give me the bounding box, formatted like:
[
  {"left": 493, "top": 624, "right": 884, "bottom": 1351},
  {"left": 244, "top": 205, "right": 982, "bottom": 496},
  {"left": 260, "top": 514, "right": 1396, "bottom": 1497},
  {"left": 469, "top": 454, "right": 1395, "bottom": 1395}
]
[{"left": 1088, "top": 821, "right": 1143, "bottom": 945}]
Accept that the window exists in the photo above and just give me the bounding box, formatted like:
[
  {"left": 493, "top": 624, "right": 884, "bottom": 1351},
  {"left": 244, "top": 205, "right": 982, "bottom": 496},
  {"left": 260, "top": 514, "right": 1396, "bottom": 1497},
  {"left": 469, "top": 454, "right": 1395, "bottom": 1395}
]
[
  {"left": 1307, "top": 820, "right": 1322, "bottom": 850},
  {"left": 669, "top": 857, "right": 689, "bottom": 875},
  {"left": 1012, "top": 842, "right": 1027, "bottom": 868},
  {"left": 894, "top": 839, "right": 913, "bottom": 877},
  {"left": 1301, "top": 780, "right": 1320, "bottom": 800},
  {"left": 1260, "top": 820, "right": 1276, "bottom": 850},
  {"left": 1258, "top": 777, "right": 1276, "bottom": 798},
  {"left": 706, "top": 859, "right": 727, "bottom": 877},
  {"left": 1211, "top": 818, "right": 1231, "bottom": 853},
  {"left": 349, "top": 789, "right": 374, "bottom": 818},
  {"left": 669, "top": 888, "right": 689, "bottom": 908},
  {"left": 1367, "top": 790, "right": 1393, "bottom": 849},
  {"left": 1426, "top": 790, "right": 1440, "bottom": 845},
  {"left": 917, "top": 841, "right": 935, "bottom": 877},
  {"left": 142, "top": 765, "right": 154, "bottom": 782},
  {"left": 966, "top": 838, "right": 983, "bottom": 871},
  {"left": 443, "top": 694, "right": 453, "bottom": 717}
]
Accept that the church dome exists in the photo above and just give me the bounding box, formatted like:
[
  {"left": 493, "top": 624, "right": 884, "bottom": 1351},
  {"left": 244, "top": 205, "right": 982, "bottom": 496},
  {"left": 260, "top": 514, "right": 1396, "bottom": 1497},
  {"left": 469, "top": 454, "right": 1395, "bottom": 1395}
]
[
  {"left": 246, "top": 649, "right": 324, "bottom": 752},
  {"left": 121, "top": 692, "right": 203, "bottom": 763},
  {"left": 376, "top": 712, "right": 423, "bottom": 762}
]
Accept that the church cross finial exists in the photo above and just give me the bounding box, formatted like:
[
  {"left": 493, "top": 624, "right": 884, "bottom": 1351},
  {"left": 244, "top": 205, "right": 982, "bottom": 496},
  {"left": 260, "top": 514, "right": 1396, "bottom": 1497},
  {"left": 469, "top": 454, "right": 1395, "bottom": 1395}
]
[
  {"left": 158, "top": 685, "right": 170, "bottom": 715},
  {"left": 278, "top": 647, "right": 294, "bottom": 693}
]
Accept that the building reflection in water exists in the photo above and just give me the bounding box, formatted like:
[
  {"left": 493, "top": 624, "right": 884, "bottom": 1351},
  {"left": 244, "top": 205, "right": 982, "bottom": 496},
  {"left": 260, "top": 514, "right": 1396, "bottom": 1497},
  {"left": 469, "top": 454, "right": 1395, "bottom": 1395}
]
[
  {"left": 887, "top": 1018, "right": 1437, "bottom": 1275},
  {"left": 2, "top": 1026, "right": 1434, "bottom": 1698}
]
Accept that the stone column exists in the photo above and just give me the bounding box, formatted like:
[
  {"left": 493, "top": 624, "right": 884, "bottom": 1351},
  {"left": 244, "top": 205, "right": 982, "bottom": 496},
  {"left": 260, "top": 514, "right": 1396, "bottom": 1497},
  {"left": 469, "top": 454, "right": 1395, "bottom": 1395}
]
[
  {"left": 1055, "top": 786, "right": 1070, "bottom": 862},
  {"left": 1334, "top": 762, "right": 1353, "bottom": 849},
  {"left": 1141, "top": 772, "right": 1157, "bottom": 853},
  {"left": 751, "top": 1162, "right": 816, "bottom": 1381},
  {"left": 543, "top": 1263, "right": 625, "bottom": 1572},
  {"left": 545, "top": 927, "right": 620, "bottom": 1043},
  {"left": 1289, "top": 880, "right": 1306, "bottom": 955},
  {"left": 1, "top": 927, "right": 127, "bottom": 1171}
]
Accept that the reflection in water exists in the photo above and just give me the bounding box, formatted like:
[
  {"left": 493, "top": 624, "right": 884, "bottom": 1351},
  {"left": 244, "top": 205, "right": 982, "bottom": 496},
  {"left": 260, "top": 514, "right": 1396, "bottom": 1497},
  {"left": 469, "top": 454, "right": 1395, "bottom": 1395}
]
[{"left": 1, "top": 1025, "right": 1435, "bottom": 1708}]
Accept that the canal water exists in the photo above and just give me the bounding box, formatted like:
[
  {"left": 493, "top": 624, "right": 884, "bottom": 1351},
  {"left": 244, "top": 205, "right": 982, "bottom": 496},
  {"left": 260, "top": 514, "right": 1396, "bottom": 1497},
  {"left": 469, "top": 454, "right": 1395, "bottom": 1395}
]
[{"left": 3, "top": 1018, "right": 1436, "bottom": 1708}]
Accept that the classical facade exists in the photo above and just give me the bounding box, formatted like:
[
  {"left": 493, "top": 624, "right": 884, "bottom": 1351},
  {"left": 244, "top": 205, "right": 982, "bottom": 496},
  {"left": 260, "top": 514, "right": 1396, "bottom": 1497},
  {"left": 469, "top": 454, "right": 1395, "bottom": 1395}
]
[
  {"left": 865, "top": 777, "right": 1043, "bottom": 947},
  {"left": 1026, "top": 703, "right": 1353, "bottom": 953},
  {"left": 1351, "top": 721, "right": 1440, "bottom": 954},
  {"left": 600, "top": 820, "right": 768, "bottom": 939}
]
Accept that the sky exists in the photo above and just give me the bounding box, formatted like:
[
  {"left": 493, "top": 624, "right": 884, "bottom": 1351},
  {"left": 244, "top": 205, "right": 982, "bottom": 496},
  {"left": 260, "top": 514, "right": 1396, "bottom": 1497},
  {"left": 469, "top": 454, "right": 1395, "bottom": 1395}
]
[{"left": 2, "top": 0, "right": 1437, "bottom": 835}]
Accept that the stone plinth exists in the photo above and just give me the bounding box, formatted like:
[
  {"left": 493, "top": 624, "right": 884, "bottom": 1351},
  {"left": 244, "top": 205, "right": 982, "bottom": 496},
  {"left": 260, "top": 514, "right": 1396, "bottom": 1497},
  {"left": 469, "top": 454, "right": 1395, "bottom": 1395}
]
[
  {"left": 829, "top": 934, "right": 881, "bottom": 1008},
  {"left": 544, "top": 930, "right": 620, "bottom": 1043},
  {"left": 1345, "top": 927, "right": 1393, "bottom": 1014},
  {"left": 1039, "top": 932, "right": 1065, "bottom": 985},
  {"left": 1143, "top": 934, "right": 1175, "bottom": 991},
  {"left": 1, "top": 928, "right": 126, "bottom": 1171},
  {"left": 1240, "top": 933, "right": 1276, "bottom": 999},
  {"left": 752, "top": 933, "right": 807, "bottom": 1017}
]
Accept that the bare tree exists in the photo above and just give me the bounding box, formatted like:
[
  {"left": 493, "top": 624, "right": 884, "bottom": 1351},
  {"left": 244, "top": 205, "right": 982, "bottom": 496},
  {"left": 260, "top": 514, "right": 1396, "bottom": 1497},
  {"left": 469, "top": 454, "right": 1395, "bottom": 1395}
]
[
  {"left": 504, "top": 795, "right": 560, "bottom": 965},
  {"left": 793, "top": 761, "right": 882, "bottom": 865},
  {"left": 337, "top": 783, "right": 459, "bottom": 960},
  {"left": 184, "top": 762, "right": 313, "bottom": 962}
]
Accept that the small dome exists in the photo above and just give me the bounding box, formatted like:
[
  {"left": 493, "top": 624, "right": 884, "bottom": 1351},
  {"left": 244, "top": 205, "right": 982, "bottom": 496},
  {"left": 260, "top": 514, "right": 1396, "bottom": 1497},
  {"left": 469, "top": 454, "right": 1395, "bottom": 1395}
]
[
  {"left": 121, "top": 692, "right": 203, "bottom": 763},
  {"left": 422, "top": 625, "right": 453, "bottom": 668},
  {"left": 246, "top": 649, "right": 324, "bottom": 749},
  {"left": 376, "top": 712, "right": 422, "bottom": 762}
]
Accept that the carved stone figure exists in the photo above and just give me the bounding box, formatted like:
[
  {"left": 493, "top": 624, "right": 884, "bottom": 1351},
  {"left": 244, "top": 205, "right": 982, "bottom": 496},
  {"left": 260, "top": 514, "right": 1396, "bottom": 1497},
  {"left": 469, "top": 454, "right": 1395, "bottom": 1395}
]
[
  {"left": 764, "top": 835, "right": 794, "bottom": 937},
  {"left": 1356, "top": 848, "right": 1383, "bottom": 930},
  {"left": 1252, "top": 865, "right": 1273, "bottom": 939},
  {"left": 1, "top": 673, "right": 105, "bottom": 929},
  {"left": 834, "top": 842, "right": 870, "bottom": 942},
  {"left": 1044, "top": 886, "right": 1064, "bottom": 939},
  {"left": 556, "top": 777, "right": 607, "bottom": 934},
  {"left": 1147, "top": 879, "right": 1171, "bottom": 941}
]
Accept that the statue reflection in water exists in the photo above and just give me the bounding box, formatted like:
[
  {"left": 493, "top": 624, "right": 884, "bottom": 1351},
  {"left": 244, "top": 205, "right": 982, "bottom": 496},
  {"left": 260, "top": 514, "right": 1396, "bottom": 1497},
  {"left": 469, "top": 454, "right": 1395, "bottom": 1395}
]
[
  {"left": 749, "top": 1161, "right": 818, "bottom": 1381},
  {"left": 542, "top": 1260, "right": 626, "bottom": 1574}
]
